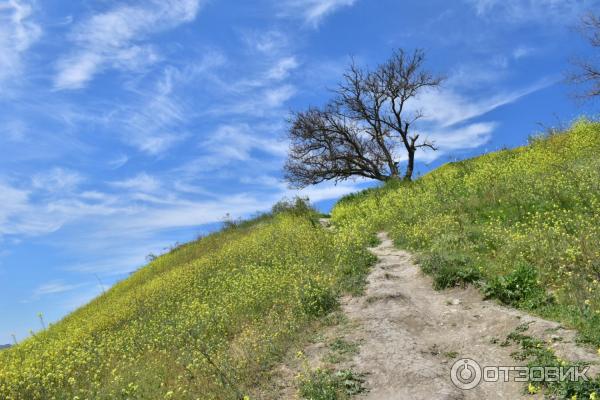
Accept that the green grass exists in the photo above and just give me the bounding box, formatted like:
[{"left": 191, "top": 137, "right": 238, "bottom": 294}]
[
  {"left": 323, "top": 338, "right": 360, "bottom": 364},
  {"left": 297, "top": 368, "right": 366, "bottom": 400},
  {"left": 502, "top": 323, "right": 600, "bottom": 397},
  {"left": 4, "top": 120, "right": 600, "bottom": 399},
  {"left": 0, "top": 200, "right": 375, "bottom": 400},
  {"left": 332, "top": 120, "right": 600, "bottom": 397}
]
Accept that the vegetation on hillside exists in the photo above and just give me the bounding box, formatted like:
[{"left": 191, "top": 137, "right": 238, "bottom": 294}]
[
  {"left": 4, "top": 120, "right": 600, "bottom": 399},
  {"left": 332, "top": 119, "right": 600, "bottom": 397},
  {"left": 0, "top": 201, "right": 375, "bottom": 400}
]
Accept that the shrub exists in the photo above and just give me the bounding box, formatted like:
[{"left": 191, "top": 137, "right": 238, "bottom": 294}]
[
  {"left": 418, "top": 252, "right": 482, "bottom": 290},
  {"left": 272, "top": 196, "right": 316, "bottom": 217},
  {"left": 482, "top": 263, "right": 548, "bottom": 308},
  {"left": 299, "top": 279, "right": 339, "bottom": 317}
]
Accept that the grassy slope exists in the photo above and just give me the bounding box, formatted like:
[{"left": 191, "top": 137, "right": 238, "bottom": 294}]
[
  {"left": 333, "top": 120, "right": 600, "bottom": 345},
  {"left": 3, "top": 120, "right": 600, "bottom": 399},
  {"left": 0, "top": 207, "right": 375, "bottom": 400},
  {"left": 331, "top": 120, "right": 600, "bottom": 397}
]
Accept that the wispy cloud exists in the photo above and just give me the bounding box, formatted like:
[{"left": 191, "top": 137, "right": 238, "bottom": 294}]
[
  {"left": 409, "top": 78, "right": 554, "bottom": 128},
  {"left": 109, "top": 69, "right": 189, "bottom": 155},
  {"left": 429, "top": 122, "right": 497, "bottom": 151},
  {"left": 204, "top": 123, "right": 287, "bottom": 166},
  {"left": 0, "top": 177, "right": 122, "bottom": 238},
  {"left": 466, "top": 0, "right": 599, "bottom": 23},
  {"left": 266, "top": 56, "right": 299, "bottom": 81},
  {"left": 110, "top": 173, "right": 160, "bottom": 193},
  {"left": 100, "top": 52, "right": 227, "bottom": 156},
  {"left": 32, "top": 280, "right": 85, "bottom": 300},
  {"left": 242, "top": 30, "right": 290, "bottom": 55},
  {"left": 54, "top": 0, "right": 203, "bottom": 90},
  {"left": 512, "top": 45, "right": 535, "bottom": 60},
  {"left": 32, "top": 168, "right": 84, "bottom": 192},
  {"left": 278, "top": 0, "right": 357, "bottom": 27},
  {"left": 0, "top": 182, "right": 30, "bottom": 235},
  {"left": 207, "top": 84, "right": 297, "bottom": 117},
  {"left": 0, "top": 0, "right": 41, "bottom": 87}
]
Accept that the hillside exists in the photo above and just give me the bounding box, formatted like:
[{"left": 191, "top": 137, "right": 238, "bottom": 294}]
[
  {"left": 332, "top": 120, "right": 600, "bottom": 348},
  {"left": 0, "top": 204, "right": 375, "bottom": 399},
  {"left": 1, "top": 120, "right": 600, "bottom": 399}
]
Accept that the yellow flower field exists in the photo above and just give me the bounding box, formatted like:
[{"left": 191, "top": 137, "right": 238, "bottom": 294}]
[
  {"left": 333, "top": 119, "right": 600, "bottom": 346},
  {"left": 0, "top": 208, "right": 374, "bottom": 399}
]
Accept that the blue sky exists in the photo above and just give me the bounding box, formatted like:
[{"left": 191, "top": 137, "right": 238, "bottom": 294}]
[{"left": 1, "top": 0, "right": 599, "bottom": 343}]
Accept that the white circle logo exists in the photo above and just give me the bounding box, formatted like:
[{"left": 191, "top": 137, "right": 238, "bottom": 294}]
[{"left": 450, "top": 358, "right": 482, "bottom": 390}]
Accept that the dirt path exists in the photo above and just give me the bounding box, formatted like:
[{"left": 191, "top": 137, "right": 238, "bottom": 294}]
[{"left": 276, "top": 232, "right": 600, "bottom": 399}]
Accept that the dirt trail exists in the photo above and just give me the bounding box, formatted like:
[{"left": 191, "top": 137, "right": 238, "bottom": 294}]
[{"left": 277, "top": 232, "right": 600, "bottom": 399}]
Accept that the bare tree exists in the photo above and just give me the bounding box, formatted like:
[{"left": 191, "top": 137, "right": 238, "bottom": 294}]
[
  {"left": 570, "top": 12, "right": 600, "bottom": 99},
  {"left": 284, "top": 49, "right": 443, "bottom": 188}
]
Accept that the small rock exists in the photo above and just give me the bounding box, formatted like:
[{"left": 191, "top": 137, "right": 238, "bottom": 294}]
[{"left": 451, "top": 298, "right": 461, "bottom": 305}]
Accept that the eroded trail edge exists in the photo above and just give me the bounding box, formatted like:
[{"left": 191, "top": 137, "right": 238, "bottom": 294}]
[{"left": 280, "top": 232, "right": 600, "bottom": 400}]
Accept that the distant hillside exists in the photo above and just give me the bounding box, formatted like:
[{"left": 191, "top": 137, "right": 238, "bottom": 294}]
[{"left": 0, "top": 344, "right": 10, "bottom": 350}]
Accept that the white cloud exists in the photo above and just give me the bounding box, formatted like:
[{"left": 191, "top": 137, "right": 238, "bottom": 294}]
[
  {"left": 466, "top": 0, "right": 599, "bottom": 23},
  {"left": 195, "top": 124, "right": 287, "bottom": 170},
  {"left": 279, "top": 0, "right": 357, "bottom": 26},
  {"left": 512, "top": 45, "right": 535, "bottom": 60},
  {"left": 111, "top": 67, "right": 191, "bottom": 155},
  {"left": 265, "top": 84, "right": 297, "bottom": 107},
  {"left": 54, "top": 0, "right": 203, "bottom": 90},
  {"left": 408, "top": 79, "right": 554, "bottom": 128},
  {"left": 0, "top": 0, "right": 41, "bottom": 86},
  {"left": 108, "top": 154, "right": 129, "bottom": 169},
  {"left": 0, "top": 181, "right": 68, "bottom": 237},
  {"left": 64, "top": 249, "right": 153, "bottom": 276},
  {"left": 32, "top": 280, "right": 85, "bottom": 300},
  {"left": 207, "top": 83, "right": 297, "bottom": 117},
  {"left": 266, "top": 56, "right": 299, "bottom": 81},
  {"left": 0, "top": 182, "right": 29, "bottom": 231},
  {"left": 242, "top": 30, "right": 289, "bottom": 55},
  {"left": 109, "top": 54, "right": 225, "bottom": 156},
  {"left": 296, "top": 181, "right": 364, "bottom": 202},
  {"left": 430, "top": 122, "right": 497, "bottom": 151},
  {"left": 110, "top": 173, "right": 160, "bottom": 193},
  {"left": 0, "top": 178, "right": 123, "bottom": 238},
  {"left": 32, "top": 168, "right": 84, "bottom": 192}
]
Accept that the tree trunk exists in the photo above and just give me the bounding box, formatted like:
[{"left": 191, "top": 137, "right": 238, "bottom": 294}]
[
  {"left": 386, "top": 173, "right": 401, "bottom": 183},
  {"left": 404, "top": 148, "right": 415, "bottom": 181}
]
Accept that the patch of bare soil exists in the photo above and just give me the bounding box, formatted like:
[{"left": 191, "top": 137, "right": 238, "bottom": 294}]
[{"left": 272, "top": 232, "right": 600, "bottom": 400}]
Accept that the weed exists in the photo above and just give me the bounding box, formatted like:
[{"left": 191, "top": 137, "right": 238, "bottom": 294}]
[
  {"left": 504, "top": 324, "right": 600, "bottom": 398},
  {"left": 298, "top": 368, "right": 366, "bottom": 400},
  {"left": 324, "top": 339, "right": 359, "bottom": 364},
  {"left": 444, "top": 351, "right": 459, "bottom": 359},
  {"left": 418, "top": 252, "right": 482, "bottom": 290},
  {"left": 483, "top": 264, "right": 550, "bottom": 309}
]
